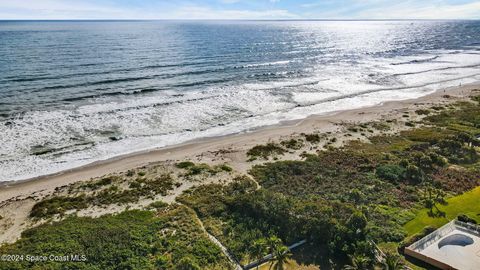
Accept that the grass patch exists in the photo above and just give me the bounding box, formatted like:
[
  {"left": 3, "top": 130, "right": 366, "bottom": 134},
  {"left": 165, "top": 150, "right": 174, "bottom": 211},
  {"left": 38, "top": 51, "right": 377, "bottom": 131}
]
[
  {"left": 30, "top": 195, "right": 89, "bottom": 218},
  {"left": 79, "top": 176, "right": 117, "bottom": 190},
  {"left": 415, "top": 109, "right": 430, "bottom": 115},
  {"left": 177, "top": 162, "right": 232, "bottom": 175},
  {"left": 30, "top": 175, "right": 176, "bottom": 219},
  {"left": 404, "top": 186, "right": 480, "bottom": 236},
  {"left": 146, "top": 201, "right": 169, "bottom": 210},
  {"left": 400, "top": 128, "right": 451, "bottom": 143},
  {"left": 247, "top": 143, "right": 286, "bottom": 159},
  {"left": 371, "top": 122, "right": 391, "bottom": 131},
  {"left": 303, "top": 133, "right": 321, "bottom": 143},
  {"left": 281, "top": 138, "right": 304, "bottom": 150},
  {"left": 218, "top": 164, "right": 233, "bottom": 172},
  {"left": 186, "top": 163, "right": 217, "bottom": 175},
  {"left": 176, "top": 161, "right": 195, "bottom": 169}
]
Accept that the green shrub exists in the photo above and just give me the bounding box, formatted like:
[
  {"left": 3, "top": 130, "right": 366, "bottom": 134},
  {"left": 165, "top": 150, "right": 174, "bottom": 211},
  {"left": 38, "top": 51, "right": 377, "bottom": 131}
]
[
  {"left": 371, "top": 122, "right": 391, "bottom": 131},
  {"left": 217, "top": 164, "right": 233, "bottom": 172},
  {"left": 247, "top": 143, "right": 286, "bottom": 159},
  {"left": 177, "top": 162, "right": 222, "bottom": 176},
  {"left": 187, "top": 163, "right": 217, "bottom": 175},
  {"left": 30, "top": 195, "right": 89, "bottom": 218},
  {"left": 405, "top": 164, "right": 424, "bottom": 184},
  {"left": 176, "top": 161, "right": 195, "bottom": 169},
  {"left": 80, "top": 176, "right": 116, "bottom": 190},
  {"left": 280, "top": 139, "right": 304, "bottom": 150},
  {"left": 457, "top": 214, "right": 477, "bottom": 224},
  {"left": 147, "top": 201, "right": 168, "bottom": 210},
  {"left": 415, "top": 109, "right": 431, "bottom": 115},
  {"left": 129, "top": 181, "right": 141, "bottom": 189},
  {"left": 376, "top": 164, "right": 406, "bottom": 182},
  {"left": 304, "top": 133, "right": 321, "bottom": 143},
  {"left": 176, "top": 256, "right": 201, "bottom": 270}
]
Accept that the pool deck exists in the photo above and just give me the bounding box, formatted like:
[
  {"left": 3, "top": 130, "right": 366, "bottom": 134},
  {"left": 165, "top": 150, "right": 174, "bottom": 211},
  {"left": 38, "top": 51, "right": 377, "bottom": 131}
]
[
  {"left": 405, "top": 220, "right": 480, "bottom": 270},
  {"left": 420, "top": 228, "right": 480, "bottom": 270}
]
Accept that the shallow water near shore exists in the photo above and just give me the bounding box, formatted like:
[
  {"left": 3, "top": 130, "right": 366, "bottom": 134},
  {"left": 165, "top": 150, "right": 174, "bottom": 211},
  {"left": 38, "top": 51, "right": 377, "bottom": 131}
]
[{"left": 1, "top": 20, "right": 480, "bottom": 181}]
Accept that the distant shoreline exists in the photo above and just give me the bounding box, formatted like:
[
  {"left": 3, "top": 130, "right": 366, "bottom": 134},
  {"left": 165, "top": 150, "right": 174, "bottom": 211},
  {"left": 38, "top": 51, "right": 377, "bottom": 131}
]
[
  {"left": 0, "top": 81, "right": 478, "bottom": 203},
  {"left": 1, "top": 19, "right": 478, "bottom": 22}
]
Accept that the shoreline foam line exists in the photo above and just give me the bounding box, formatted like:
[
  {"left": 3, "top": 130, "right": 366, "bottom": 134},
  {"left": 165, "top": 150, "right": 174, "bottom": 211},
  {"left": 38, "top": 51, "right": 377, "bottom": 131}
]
[{"left": 0, "top": 81, "right": 478, "bottom": 203}]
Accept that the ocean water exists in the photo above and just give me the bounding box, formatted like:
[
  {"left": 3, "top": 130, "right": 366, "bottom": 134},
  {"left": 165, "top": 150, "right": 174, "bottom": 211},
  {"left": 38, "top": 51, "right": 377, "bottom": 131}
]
[{"left": 1, "top": 20, "right": 480, "bottom": 181}]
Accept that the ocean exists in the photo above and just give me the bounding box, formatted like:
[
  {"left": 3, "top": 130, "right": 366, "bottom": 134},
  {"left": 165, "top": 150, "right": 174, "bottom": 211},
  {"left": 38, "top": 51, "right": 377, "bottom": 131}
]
[{"left": 1, "top": 20, "right": 479, "bottom": 181}]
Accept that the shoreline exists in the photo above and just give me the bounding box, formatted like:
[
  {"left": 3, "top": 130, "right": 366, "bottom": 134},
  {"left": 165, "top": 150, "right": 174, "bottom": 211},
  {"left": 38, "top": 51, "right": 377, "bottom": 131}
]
[{"left": 0, "top": 82, "right": 478, "bottom": 202}]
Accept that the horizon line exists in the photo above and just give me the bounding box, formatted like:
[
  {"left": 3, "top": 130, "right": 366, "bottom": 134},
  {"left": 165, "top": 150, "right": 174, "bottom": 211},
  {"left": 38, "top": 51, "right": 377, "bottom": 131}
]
[{"left": 0, "top": 18, "right": 478, "bottom": 22}]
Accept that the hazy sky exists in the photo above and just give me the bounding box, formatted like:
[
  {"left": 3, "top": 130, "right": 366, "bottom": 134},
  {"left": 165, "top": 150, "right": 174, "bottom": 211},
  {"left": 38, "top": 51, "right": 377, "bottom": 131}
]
[{"left": 0, "top": 0, "right": 479, "bottom": 20}]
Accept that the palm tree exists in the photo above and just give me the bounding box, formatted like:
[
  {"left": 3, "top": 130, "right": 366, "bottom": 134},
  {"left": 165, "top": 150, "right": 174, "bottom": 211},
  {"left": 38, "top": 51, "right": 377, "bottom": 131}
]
[
  {"left": 269, "top": 245, "right": 291, "bottom": 270},
  {"left": 251, "top": 238, "right": 268, "bottom": 270},
  {"left": 267, "top": 235, "right": 283, "bottom": 252},
  {"left": 421, "top": 185, "right": 446, "bottom": 217},
  {"left": 382, "top": 252, "right": 403, "bottom": 270},
  {"left": 343, "top": 254, "right": 370, "bottom": 270}
]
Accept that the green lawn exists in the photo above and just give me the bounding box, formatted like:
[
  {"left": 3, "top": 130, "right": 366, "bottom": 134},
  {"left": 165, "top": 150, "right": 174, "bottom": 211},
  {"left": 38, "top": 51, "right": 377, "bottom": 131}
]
[{"left": 404, "top": 186, "right": 480, "bottom": 236}]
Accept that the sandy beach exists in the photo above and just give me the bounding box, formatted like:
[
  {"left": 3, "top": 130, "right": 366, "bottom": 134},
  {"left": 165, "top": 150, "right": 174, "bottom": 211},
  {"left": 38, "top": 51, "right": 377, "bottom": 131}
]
[{"left": 1, "top": 82, "right": 478, "bottom": 204}]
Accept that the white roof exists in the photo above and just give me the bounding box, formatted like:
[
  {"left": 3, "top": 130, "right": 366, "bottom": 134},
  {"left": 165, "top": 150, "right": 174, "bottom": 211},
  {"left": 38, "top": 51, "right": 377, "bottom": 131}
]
[{"left": 419, "top": 228, "right": 480, "bottom": 270}]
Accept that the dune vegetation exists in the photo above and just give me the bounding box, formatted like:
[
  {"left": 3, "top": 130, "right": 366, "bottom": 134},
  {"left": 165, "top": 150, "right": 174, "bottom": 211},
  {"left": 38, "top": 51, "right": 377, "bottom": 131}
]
[{"left": 0, "top": 205, "right": 232, "bottom": 270}]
